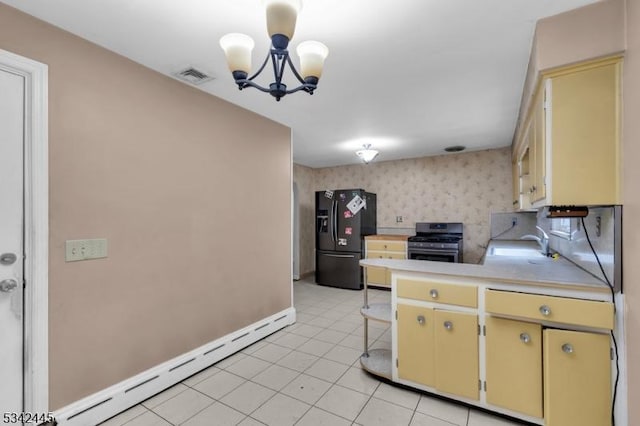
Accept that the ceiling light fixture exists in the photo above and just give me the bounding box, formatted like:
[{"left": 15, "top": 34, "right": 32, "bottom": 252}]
[
  {"left": 356, "top": 144, "right": 379, "bottom": 164},
  {"left": 219, "top": 0, "right": 329, "bottom": 102}
]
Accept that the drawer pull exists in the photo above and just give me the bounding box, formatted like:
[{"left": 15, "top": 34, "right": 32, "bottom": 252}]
[
  {"left": 519, "top": 333, "right": 531, "bottom": 344},
  {"left": 417, "top": 315, "right": 425, "bottom": 325},
  {"left": 430, "top": 289, "right": 439, "bottom": 299},
  {"left": 443, "top": 321, "right": 453, "bottom": 330},
  {"left": 562, "top": 343, "right": 574, "bottom": 354},
  {"left": 539, "top": 305, "right": 551, "bottom": 316}
]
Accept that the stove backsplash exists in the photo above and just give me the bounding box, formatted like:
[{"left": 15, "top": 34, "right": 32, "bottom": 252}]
[{"left": 537, "top": 206, "right": 621, "bottom": 292}]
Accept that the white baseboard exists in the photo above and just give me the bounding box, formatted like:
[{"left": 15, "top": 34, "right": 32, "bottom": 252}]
[{"left": 52, "top": 307, "right": 296, "bottom": 425}]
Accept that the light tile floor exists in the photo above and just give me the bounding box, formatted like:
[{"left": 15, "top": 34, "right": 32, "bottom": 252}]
[{"left": 100, "top": 278, "right": 527, "bottom": 426}]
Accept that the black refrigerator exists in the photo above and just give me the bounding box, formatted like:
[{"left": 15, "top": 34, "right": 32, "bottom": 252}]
[{"left": 315, "top": 189, "right": 377, "bottom": 289}]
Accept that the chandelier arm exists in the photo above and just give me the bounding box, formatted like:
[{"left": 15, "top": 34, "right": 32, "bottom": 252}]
[
  {"left": 235, "top": 79, "right": 272, "bottom": 93},
  {"left": 285, "top": 84, "right": 316, "bottom": 95},
  {"left": 270, "top": 49, "right": 290, "bottom": 87},
  {"left": 285, "top": 55, "right": 308, "bottom": 85},
  {"left": 246, "top": 51, "right": 272, "bottom": 82}
]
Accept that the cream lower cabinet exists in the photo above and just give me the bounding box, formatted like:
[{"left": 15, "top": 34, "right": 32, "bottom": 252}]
[
  {"left": 544, "top": 329, "right": 612, "bottom": 426},
  {"left": 434, "top": 310, "right": 479, "bottom": 400},
  {"left": 389, "top": 280, "right": 615, "bottom": 426},
  {"left": 485, "top": 317, "right": 543, "bottom": 418},
  {"left": 397, "top": 304, "right": 478, "bottom": 401},
  {"left": 397, "top": 304, "right": 434, "bottom": 386},
  {"left": 365, "top": 239, "right": 407, "bottom": 288},
  {"left": 485, "top": 289, "right": 614, "bottom": 426}
]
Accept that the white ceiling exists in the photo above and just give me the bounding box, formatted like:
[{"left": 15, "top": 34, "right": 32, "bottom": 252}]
[{"left": 4, "top": 0, "right": 598, "bottom": 168}]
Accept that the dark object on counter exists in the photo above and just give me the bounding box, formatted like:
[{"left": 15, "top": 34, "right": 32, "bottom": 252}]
[
  {"left": 315, "top": 189, "right": 377, "bottom": 290},
  {"left": 547, "top": 205, "right": 589, "bottom": 218},
  {"left": 408, "top": 222, "right": 463, "bottom": 263}
]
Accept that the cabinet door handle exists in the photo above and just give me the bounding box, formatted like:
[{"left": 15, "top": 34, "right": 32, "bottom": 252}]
[
  {"left": 519, "top": 333, "right": 531, "bottom": 344},
  {"left": 443, "top": 321, "right": 453, "bottom": 330},
  {"left": 539, "top": 305, "right": 551, "bottom": 316},
  {"left": 562, "top": 343, "right": 574, "bottom": 354},
  {"left": 417, "top": 315, "right": 425, "bottom": 325},
  {"left": 430, "top": 289, "right": 439, "bottom": 299}
]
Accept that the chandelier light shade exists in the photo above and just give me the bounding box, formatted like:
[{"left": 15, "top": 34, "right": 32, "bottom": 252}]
[
  {"left": 219, "top": 33, "right": 255, "bottom": 74},
  {"left": 263, "top": 0, "right": 301, "bottom": 42},
  {"left": 219, "top": 0, "right": 328, "bottom": 101},
  {"left": 297, "top": 41, "right": 329, "bottom": 80},
  {"left": 356, "top": 144, "right": 379, "bottom": 164}
]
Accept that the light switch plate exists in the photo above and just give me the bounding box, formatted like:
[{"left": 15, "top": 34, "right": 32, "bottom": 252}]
[{"left": 65, "top": 239, "right": 108, "bottom": 262}]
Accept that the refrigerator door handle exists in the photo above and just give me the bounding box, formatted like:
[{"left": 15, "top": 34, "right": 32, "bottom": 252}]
[
  {"left": 333, "top": 200, "right": 338, "bottom": 241},
  {"left": 322, "top": 254, "right": 356, "bottom": 258}
]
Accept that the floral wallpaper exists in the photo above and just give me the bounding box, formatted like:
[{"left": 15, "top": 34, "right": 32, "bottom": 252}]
[
  {"left": 294, "top": 147, "right": 513, "bottom": 273},
  {"left": 293, "top": 163, "right": 316, "bottom": 278}
]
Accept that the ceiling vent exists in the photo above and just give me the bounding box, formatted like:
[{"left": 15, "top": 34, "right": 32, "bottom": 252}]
[{"left": 173, "top": 67, "right": 215, "bottom": 85}]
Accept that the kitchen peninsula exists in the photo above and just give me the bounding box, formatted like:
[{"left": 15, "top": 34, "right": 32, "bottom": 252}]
[{"left": 359, "top": 242, "right": 620, "bottom": 426}]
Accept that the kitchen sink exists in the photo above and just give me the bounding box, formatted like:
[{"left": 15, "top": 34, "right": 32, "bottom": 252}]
[{"left": 489, "top": 247, "right": 546, "bottom": 258}]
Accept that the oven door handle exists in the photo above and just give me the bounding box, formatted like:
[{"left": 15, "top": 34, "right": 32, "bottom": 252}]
[{"left": 323, "top": 254, "right": 355, "bottom": 258}]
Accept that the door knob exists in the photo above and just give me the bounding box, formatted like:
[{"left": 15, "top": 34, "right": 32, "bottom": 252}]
[
  {"left": 562, "top": 343, "right": 574, "bottom": 354},
  {"left": 443, "top": 321, "right": 453, "bottom": 330},
  {"left": 417, "top": 315, "right": 425, "bottom": 325},
  {"left": 0, "top": 279, "right": 18, "bottom": 293},
  {"left": 519, "top": 333, "right": 531, "bottom": 344},
  {"left": 0, "top": 253, "right": 17, "bottom": 265}
]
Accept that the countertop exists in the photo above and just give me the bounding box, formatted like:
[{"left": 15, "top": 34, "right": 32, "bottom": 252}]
[
  {"left": 360, "top": 239, "right": 609, "bottom": 291},
  {"left": 365, "top": 234, "right": 410, "bottom": 241}
]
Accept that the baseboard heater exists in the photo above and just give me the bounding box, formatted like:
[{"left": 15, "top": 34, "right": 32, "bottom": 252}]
[{"left": 52, "top": 307, "right": 296, "bottom": 426}]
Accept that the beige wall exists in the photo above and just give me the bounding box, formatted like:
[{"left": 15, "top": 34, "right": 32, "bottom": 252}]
[
  {"left": 294, "top": 148, "right": 512, "bottom": 267},
  {"left": 516, "top": 0, "right": 625, "bottom": 142},
  {"left": 623, "top": 0, "right": 640, "bottom": 423},
  {"left": 0, "top": 4, "right": 292, "bottom": 409},
  {"left": 535, "top": 0, "right": 625, "bottom": 71}
]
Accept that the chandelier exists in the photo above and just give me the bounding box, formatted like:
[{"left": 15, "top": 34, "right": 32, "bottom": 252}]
[
  {"left": 356, "top": 144, "right": 379, "bottom": 164},
  {"left": 219, "top": 0, "right": 329, "bottom": 101}
]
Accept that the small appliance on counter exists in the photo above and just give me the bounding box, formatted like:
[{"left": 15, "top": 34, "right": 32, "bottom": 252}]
[
  {"left": 315, "top": 189, "right": 377, "bottom": 289},
  {"left": 407, "top": 222, "right": 464, "bottom": 263}
]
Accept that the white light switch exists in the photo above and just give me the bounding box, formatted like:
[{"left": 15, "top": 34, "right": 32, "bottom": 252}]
[{"left": 65, "top": 239, "right": 108, "bottom": 262}]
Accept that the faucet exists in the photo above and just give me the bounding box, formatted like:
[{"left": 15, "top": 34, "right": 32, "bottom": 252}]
[{"left": 520, "top": 226, "right": 550, "bottom": 256}]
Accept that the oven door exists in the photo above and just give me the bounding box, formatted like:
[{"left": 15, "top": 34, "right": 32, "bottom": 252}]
[{"left": 408, "top": 248, "right": 459, "bottom": 263}]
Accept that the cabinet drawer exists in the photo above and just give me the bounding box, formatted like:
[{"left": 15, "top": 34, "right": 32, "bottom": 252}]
[
  {"left": 366, "top": 266, "right": 386, "bottom": 284},
  {"left": 367, "top": 241, "right": 406, "bottom": 252},
  {"left": 485, "top": 290, "right": 614, "bottom": 330},
  {"left": 397, "top": 279, "right": 477, "bottom": 308},
  {"left": 366, "top": 251, "right": 406, "bottom": 260}
]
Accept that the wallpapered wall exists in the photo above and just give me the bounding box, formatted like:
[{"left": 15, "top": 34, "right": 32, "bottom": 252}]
[
  {"left": 294, "top": 147, "right": 513, "bottom": 275},
  {"left": 293, "top": 164, "right": 316, "bottom": 278}
]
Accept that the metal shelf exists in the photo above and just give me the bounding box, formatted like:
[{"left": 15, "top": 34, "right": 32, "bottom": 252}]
[
  {"left": 360, "top": 303, "right": 392, "bottom": 323},
  {"left": 360, "top": 349, "right": 392, "bottom": 380}
]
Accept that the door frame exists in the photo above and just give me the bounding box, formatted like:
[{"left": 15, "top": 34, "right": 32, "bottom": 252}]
[{"left": 0, "top": 49, "right": 49, "bottom": 414}]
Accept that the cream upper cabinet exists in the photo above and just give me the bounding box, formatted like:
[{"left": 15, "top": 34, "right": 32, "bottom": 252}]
[{"left": 514, "top": 57, "right": 621, "bottom": 208}]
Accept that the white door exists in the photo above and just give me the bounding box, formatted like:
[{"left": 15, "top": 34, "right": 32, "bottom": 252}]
[{"left": 0, "top": 67, "right": 25, "bottom": 416}]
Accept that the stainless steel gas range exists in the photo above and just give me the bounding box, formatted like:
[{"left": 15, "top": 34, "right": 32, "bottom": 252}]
[{"left": 407, "top": 222, "right": 464, "bottom": 263}]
